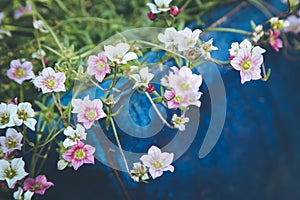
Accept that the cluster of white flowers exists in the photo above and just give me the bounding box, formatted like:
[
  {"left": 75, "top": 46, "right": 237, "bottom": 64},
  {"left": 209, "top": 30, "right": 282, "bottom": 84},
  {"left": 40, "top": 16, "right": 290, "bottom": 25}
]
[
  {"left": 0, "top": 102, "right": 36, "bottom": 131},
  {"left": 158, "top": 27, "right": 218, "bottom": 59}
]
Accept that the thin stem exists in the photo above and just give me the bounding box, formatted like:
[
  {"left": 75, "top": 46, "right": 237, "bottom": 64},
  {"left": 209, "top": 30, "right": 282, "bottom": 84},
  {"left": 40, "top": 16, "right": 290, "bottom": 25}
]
[
  {"left": 34, "top": 31, "right": 46, "bottom": 69},
  {"left": 51, "top": 93, "right": 66, "bottom": 124},
  {"left": 206, "top": 58, "right": 233, "bottom": 69},
  {"left": 203, "top": 27, "right": 252, "bottom": 35},
  {"left": 135, "top": 40, "right": 187, "bottom": 60},
  {"left": 19, "top": 84, "right": 24, "bottom": 102},
  {"left": 145, "top": 92, "right": 174, "bottom": 129},
  {"left": 110, "top": 117, "right": 131, "bottom": 175}
]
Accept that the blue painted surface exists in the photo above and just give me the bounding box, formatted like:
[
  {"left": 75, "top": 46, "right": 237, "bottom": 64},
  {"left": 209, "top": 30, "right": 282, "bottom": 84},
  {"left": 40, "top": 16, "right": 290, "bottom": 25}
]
[{"left": 42, "top": 1, "right": 300, "bottom": 200}]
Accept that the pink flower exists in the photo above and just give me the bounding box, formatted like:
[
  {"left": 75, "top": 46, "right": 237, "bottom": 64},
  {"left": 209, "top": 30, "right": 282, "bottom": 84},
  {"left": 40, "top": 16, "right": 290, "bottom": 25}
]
[
  {"left": 0, "top": 128, "right": 23, "bottom": 154},
  {"left": 62, "top": 140, "right": 95, "bottom": 170},
  {"left": 170, "top": 6, "right": 183, "bottom": 16},
  {"left": 87, "top": 52, "right": 110, "bottom": 82},
  {"left": 284, "top": 15, "right": 300, "bottom": 34},
  {"left": 269, "top": 30, "right": 283, "bottom": 52},
  {"left": 72, "top": 95, "right": 106, "bottom": 129},
  {"left": 147, "top": 12, "right": 156, "bottom": 20},
  {"left": 231, "top": 47, "right": 263, "bottom": 84},
  {"left": 140, "top": 145, "right": 174, "bottom": 179},
  {"left": 33, "top": 67, "right": 66, "bottom": 94},
  {"left": 14, "top": 2, "right": 33, "bottom": 20},
  {"left": 7, "top": 60, "right": 35, "bottom": 84},
  {"left": 23, "top": 175, "right": 54, "bottom": 195},
  {"left": 146, "top": 84, "right": 156, "bottom": 93},
  {"left": 162, "top": 66, "right": 202, "bottom": 109}
]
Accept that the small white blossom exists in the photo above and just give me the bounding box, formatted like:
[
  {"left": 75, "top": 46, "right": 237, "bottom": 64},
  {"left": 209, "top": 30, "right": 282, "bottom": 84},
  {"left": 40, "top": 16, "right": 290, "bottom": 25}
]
[
  {"left": 0, "top": 128, "right": 23, "bottom": 154},
  {"left": 171, "top": 114, "right": 189, "bottom": 131},
  {"left": 0, "top": 103, "right": 17, "bottom": 129},
  {"left": 0, "top": 158, "right": 28, "bottom": 188},
  {"left": 57, "top": 159, "right": 68, "bottom": 170},
  {"left": 146, "top": 0, "right": 172, "bottom": 14},
  {"left": 251, "top": 25, "right": 264, "bottom": 43},
  {"left": 176, "top": 27, "right": 202, "bottom": 51},
  {"left": 32, "top": 49, "right": 46, "bottom": 59},
  {"left": 130, "top": 162, "right": 149, "bottom": 182},
  {"left": 63, "top": 124, "right": 87, "bottom": 148},
  {"left": 140, "top": 145, "right": 174, "bottom": 179},
  {"left": 270, "top": 17, "right": 290, "bottom": 31},
  {"left": 199, "top": 38, "right": 218, "bottom": 59},
  {"left": 104, "top": 43, "right": 138, "bottom": 64},
  {"left": 33, "top": 20, "right": 48, "bottom": 33},
  {"left": 13, "top": 187, "right": 34, "bottom": 200},
  {"left": 158, "top": 27, "right": 179, "bottom": 49},
  {"left": 129, "top": 67, "right": 154, "bottom": 89},
  {"left": 13, "top": 102, "right": 36, "bottom": 131}
]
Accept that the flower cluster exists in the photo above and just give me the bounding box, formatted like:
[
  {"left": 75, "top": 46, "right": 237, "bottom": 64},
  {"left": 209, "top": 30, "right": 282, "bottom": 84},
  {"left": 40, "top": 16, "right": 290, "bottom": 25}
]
[
  {"left": 131, "top": 145, "right": 174, "bottom": 181},
  {"left": 147, "top": 0, "right": 184, "bottom": 21}
]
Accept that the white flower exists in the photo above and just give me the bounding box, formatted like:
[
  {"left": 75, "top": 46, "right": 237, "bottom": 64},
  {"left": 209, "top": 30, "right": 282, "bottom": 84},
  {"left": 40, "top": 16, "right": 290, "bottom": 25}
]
[
  {"left": 171, "top": 114, "right": 189, "bottom": 131},
  {"left": 176, "top": 27, "right": 202, "bottom": 51},
  {"left": 270, "top": 17, "right": 290, "bottom": 31},
  {"left": 0, "top": 12, "right": 4, "bottom": 23},
  {"left": 158, "top": 27, "right": 179, "bottom": 49},
  {"left": 0, "top": 128, "right": 23, "bottom": 154},
  {"left": 13, "top": 102, "right": 36, "bottom": 131},
  {"left": 0, "top": 103, "right": 17, "bottom": 129},
  {"left": 251, "top": 25, "right": 264, "bottom": 43},
  {"left": 32, "top": 49, "right": 46, "bottom": 59},
  {"left": 33, "top": 20, "right": 48, "bottom": 33},
  {"left": 140, "top": 145, "right": 174, "bottom": 179},
  {"left": 0, "top": 28, "right": 12, "bottom": 39},
  {"left": 146, "top": 0, "right": 172, "bottom": 14},
  {"left": 0, "top": 158, "right": 28, "bottom": 188},
  {"left": 13, "top": 187, "right": 34, "bottom": 200},
  {"left": 229, "top": 39, "right": 266, "bottom": 57},
  {"left": 104, "top": 43, "right": 138, "bottom": 64},
  {"left": 63, "top": 124, "right": 87, "bottom": 148},
  {"left": 129, "top": 67, "right": 154, "bottom": 89},
  {"left": 199, "top": 38, "right": 218, "bottom": 59},
  {"left": 130, "top": 162, "right": 149, "bottom": 182},
  {"left": 57, "top": 159, "right": 68, "bottom": 170}
]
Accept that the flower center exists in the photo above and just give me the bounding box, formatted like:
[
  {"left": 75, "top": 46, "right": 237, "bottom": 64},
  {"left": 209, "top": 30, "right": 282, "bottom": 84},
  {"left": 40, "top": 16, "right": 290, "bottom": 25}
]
[
  {"left": 174, "top": 117, "right": 182, "bottom": 125},
  {"left": 96, "top": 61, "right": 106, "bottom": 71},
  {"left": 6, "top": 138, "right": 19, "bottom": 149},
  {"left": 180, "top": 83, "right": 190, "bottom": 91},
  {"left": 174, "top": 96, "right": 184, "bottom": 103},
  {"left": 86, "top": 110, "right": 97, "bottom": 120},
  {"left": 4, "top": 167, "right": 17, "bottom": 179},
  {"left": 74, "top": 149, "right": 86, "bottom": 160},
  {"left": 32, "top": 183, "right": 44, "bottom": 191},
  {"left": 152, "top": 160, "right": 162, "bottom": 169},
  {"left": 242, "top": 60, "right": 251, "bottom": 70},
  {"left": 15, "top": 68, "right": 26, "bottom": 78},
  {"left": 0, "top": 113, "right": 9, "bottom": 125},
  {"left": 45, "top": 78, "right": 56, "bottom": 89},
  {"left": 17, "top": 110, "right": 28, "bottom": 121}
]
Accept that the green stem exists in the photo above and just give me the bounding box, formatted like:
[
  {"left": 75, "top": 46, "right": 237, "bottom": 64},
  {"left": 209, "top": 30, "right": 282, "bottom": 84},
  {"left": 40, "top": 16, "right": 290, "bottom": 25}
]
[
  {"left": 3, "top": 25, "right": 33, "bottom": 33},
  {"left": 145, "top": 92, "right": 174, "bottom": 129},
  {"left": 51, "top": 93, "right": 66, "bottom": 124},
  {"left": 203, "top": 27, "right": 252, "bottom": 35},
  {"left": 110, "top": 117, "right": 131, "bottom": 176},
  {"left": 134, "top": 40, "right": 187, "bottom": 60},
  {"left": 19, "top": 84, "right": 24, "bottom": 102}
]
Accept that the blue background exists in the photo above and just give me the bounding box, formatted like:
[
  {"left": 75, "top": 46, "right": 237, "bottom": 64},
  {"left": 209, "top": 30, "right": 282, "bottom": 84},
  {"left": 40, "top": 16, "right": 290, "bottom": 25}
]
[{"left": 40, "top": 1, "right": 300, "bottom": 200}]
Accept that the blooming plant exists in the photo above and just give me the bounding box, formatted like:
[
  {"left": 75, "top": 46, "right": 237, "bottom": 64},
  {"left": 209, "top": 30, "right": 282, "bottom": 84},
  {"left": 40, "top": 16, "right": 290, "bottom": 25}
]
[{"left": 0, "top": 0, "right": 299, "bottom": 199}]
